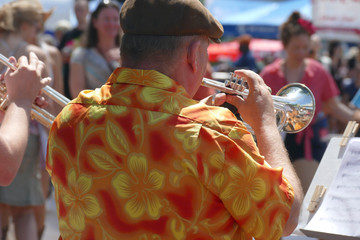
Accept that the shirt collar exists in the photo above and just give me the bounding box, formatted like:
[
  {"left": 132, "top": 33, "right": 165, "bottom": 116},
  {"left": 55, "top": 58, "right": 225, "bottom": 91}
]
[
  {"left": 72, "top": 67, "right": 198, "bottom": 114},
  {"left": 108, "top": 67, "right": 191, "bottom": 97}
]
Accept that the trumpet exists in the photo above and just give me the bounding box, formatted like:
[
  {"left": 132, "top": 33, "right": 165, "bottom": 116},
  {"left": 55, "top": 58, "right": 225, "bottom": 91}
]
[
  {"left": 0, "top": 53, "right": 70, "bottom": 129},
  {"left": 202, "top": 73, "right": 316, "bottom": 133}
]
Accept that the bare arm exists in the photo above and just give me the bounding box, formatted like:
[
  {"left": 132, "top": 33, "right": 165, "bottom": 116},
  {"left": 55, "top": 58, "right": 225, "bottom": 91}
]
[
  {"left": 253, "top": 119, "right": 303, "bottom": 236},
  {"left": 69, "top": 62, "right": 86, "bottom": 99},
  {"left": 50, "top": 46, "right": 65, "bottom": 95},
  {"left": 48, "top": 45, "right": 65, "bottom": 115},
  {"left": 225, "top": 70, "right": 303, "bottom": 236},
  {"left": 323, "top": 96, "right": 360, "bottom": 123},
  {"left": 0, "top": 53, "right": 49, "bottom": 186},
  {"left": 0, "top": 100, "right": 32, "bottom": 185}
]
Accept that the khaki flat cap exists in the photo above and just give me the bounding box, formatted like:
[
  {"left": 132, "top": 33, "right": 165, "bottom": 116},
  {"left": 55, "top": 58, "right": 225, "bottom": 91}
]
[{"left": 120, "top": 0, "right": 224, "bottom": 43}]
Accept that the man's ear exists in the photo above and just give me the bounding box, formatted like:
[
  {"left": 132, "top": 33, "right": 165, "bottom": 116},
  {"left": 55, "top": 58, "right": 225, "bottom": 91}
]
[{"left": 187, "top": 39, "right": 201, "bottom": 73}]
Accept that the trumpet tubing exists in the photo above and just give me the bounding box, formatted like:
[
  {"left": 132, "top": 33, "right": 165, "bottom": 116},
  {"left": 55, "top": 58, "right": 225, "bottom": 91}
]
[
  {"left": 0, "top": 81, "right": 70, "bottom": 129},
  {"left": 0, "top": 81, "right": 8, "bottom": 110},
  {"left": 201, "top": 73, "right": 316, "bottom": 133},
  {"left": 0, "top": 53, "right": 70, "bottom": 128}
]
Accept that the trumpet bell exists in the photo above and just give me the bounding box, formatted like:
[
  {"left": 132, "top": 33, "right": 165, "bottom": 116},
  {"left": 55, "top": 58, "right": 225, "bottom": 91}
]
[
  {"left": 275, "top": 83, "right": 315, "bottom": 133},
  {"left": 201, "top": 75, "right": 316, "bottom": 134}
]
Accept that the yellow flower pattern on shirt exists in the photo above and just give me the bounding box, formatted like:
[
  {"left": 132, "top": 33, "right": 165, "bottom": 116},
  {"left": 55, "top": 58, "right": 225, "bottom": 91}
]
[
  {"left": 221, "top": 160, "right": 267, "bottom": 217},
  {"left": 47, "top": 68, "right": 294, "bottom": 240},
  {"left": 112, "top": 152, "right": 165, "bottom": 219},
  {"left": 62, "top": 169, "right": 102, "bottom": 232}
]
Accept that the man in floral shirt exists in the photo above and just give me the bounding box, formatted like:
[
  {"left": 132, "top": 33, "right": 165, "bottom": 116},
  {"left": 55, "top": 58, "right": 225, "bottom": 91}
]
[{"left": 46, "top": 0, "right": 303, "bottom": 239}]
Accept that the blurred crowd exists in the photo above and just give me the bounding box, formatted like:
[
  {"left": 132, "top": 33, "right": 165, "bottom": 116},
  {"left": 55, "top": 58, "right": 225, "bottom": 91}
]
[{"left": 1, "top": 0, "right": 360, "bottom": 239}]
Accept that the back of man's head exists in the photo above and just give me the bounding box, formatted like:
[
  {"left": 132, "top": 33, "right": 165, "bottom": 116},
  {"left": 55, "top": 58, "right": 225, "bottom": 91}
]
[
  {"left": 120, "top": 35, "right": 184, "bottom": 67},
  {"left": 119, "top": 0, "right": 223, "bottom": 66}
]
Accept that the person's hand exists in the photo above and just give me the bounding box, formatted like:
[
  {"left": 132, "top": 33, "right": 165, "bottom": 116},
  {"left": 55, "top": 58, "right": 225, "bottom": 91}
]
[
  {"left": 200, "top": 92, "right": 226, "bottom": 106},
  {"left": 34, "top": 96, "right": 49, "bottom": 109},
  {"left": 0, "top": 110, "right": 4, "bottom": 123},
  {"left": 4, "top": 52, "right": 50, "bottom": 106},
  {"left": 225, "top": 69, "right": 277, "bottom": 133}
]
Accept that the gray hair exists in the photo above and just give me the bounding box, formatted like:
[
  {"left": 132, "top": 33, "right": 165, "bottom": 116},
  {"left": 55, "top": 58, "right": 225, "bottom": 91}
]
[{"left": 120, "top": 34, "right": 192, "bottom": 67}]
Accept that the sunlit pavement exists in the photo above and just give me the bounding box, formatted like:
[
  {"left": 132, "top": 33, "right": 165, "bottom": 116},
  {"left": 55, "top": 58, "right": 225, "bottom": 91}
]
[
  {"left": 42, "top": 192, "right": 60, "bottom": 239},
  {"left": 283, "top": 236, "right": 318, "bottom": 240}
]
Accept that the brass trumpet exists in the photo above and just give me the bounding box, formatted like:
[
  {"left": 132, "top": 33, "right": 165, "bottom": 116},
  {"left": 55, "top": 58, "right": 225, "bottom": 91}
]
[
  {"left": 0, "top": 53, "right": 70, "bottom": 129},
  {"left": 202, "top": 73, "right": 316, "bottom": 133}
]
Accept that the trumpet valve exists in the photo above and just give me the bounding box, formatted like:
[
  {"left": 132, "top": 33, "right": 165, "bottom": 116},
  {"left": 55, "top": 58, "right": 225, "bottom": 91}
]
[
  {"left": 224, "top": 73, "right": 246, "bottom": 92},
  {"left": 0, "top": 81, "right": 9, "bottom": 111}
]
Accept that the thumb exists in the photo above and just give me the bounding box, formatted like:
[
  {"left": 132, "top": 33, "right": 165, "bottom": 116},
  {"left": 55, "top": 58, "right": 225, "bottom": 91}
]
[
  {"left": 200, "top": 92, "right": 226, "bottom": 106},
  {"left": 8, "top": 56, "right": 16, "bottom": 65},
  {"left": 7, "top": 57, "right": 17, "bottom": 71},
  {"left": 40, "top": 77, "right": 51, "bottom": 87},
  {"left": 226, "top": 94, "right": 245, "bottom": 110},
  {"left": 212, "top": 93, "right": 226, "bottom": 106}
]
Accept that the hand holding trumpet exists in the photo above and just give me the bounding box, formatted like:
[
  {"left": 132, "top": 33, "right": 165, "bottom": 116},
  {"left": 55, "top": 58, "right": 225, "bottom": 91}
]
[
  {"left": 2, "top": 52, "right": 50, "bottom": 109},
  {"left": 225, "top": 70, "right": 277, "bottom": 134},
  {"left": 201, "top": 69, "right": 315, "bottom": 134},
  {"left": 1, "top": 52, "right": 69, "bottom": 128},
  {"left": 201, "top": 70, "right": 277, "bottom": 132}
]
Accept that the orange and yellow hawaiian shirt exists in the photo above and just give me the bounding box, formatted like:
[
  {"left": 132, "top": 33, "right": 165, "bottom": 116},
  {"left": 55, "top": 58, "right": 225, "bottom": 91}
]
[{"left": 46, "top": 68, "right": 294, "bottom": 240}]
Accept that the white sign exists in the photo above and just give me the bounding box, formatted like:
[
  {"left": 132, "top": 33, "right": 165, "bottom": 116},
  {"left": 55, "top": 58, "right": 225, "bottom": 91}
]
[
  {"left": 312, "top": 0, "right": 360, "bottom": 30},
  {"left": 312, "top": 0, "right": 360, "bottom": 42}
]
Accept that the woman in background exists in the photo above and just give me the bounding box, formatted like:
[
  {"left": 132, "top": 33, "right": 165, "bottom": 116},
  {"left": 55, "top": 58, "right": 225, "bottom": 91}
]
[
  {"left": 260, "top": 11, "right": 360, "bottom": 193},
  {"left": 0, "top": 1, "right": 50, "bottom": 239},
  {"left": 69, "top": 0, "right": 121, "bottom": 98},
  {"left": 16, "top": 0, "right": 64, "bottom": 238}
]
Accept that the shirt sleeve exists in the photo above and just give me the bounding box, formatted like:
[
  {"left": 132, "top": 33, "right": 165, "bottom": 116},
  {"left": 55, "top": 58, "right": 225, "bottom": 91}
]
[
  {"left": 200, "top": 122, "right": 294, "bottom": 240},
  {"left": 219, "top": 134, "right": 294, "bottom": 239}
]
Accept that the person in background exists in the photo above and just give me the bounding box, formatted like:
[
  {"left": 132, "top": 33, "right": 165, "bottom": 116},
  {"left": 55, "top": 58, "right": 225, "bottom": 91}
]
[
  {"left": 342, "top": 46, "right": 360, "bottom": 106},
  {"left": 233, "top": 34, "right": 259, "bottom": 73},
  {"left": 58, "top": 0, "right": 89, "bottom": 99},
  {"left": 0, "top": 53, "right": 48, "bottom": 187},
  {"left": 15, "top": 1, "right": 64, "bottom": 238},
  {"left": 47, "top": 0, "right": 303, "bottom": 239},
  {"left": 0, "top": 1, "right": 52, "bottom": 239},
  {"left": 308, "top": 33, "right": 322, "bottom": 61},
  {"left": 260, "top": 11, "right": 360, "bottom": 193},
  {"left": 328, "top": 40, "right": 347, "bottom": 95},
  {"left": 69, "top": 0, "right": 121, "bottom": 99},
  {"left": 53, "top": 20, "right": 72, "bottom": 47},
  {"left": 309, "top": 33, "right": 334, "bottom": 76},
  {"left": 326, "top": 40, "right": 351, "bottom": 134},
  {"left": 19, "top": 0, "right": 64, "bottom": 114}
]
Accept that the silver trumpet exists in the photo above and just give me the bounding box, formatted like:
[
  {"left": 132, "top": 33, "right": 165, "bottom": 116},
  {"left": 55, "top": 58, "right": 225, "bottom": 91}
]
[
  {"left": 202, "top": 73, "right": 316, "bottom": 133},
  {"left": 0, "top": 53, "right": 70, "bottom": 129}
]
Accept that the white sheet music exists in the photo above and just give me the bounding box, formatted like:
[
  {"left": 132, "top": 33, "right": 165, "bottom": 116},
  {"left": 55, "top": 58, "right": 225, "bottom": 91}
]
[{"left": 303, "top": 138, "right": 360, "bottom": 237}]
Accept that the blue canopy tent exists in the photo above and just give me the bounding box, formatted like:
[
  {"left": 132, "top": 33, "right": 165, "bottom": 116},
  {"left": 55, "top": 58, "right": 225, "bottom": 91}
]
[{"left": 205, "top": 0, "right": 312, "bottom": 40}]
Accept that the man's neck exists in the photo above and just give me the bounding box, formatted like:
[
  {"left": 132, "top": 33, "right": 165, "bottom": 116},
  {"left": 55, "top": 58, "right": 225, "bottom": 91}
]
[
  {"left": 122, "top": 61, "right": 173, "bottom": 78},
  {"left": 122, "top": 60, "right": 197, "bottom": 97}
]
